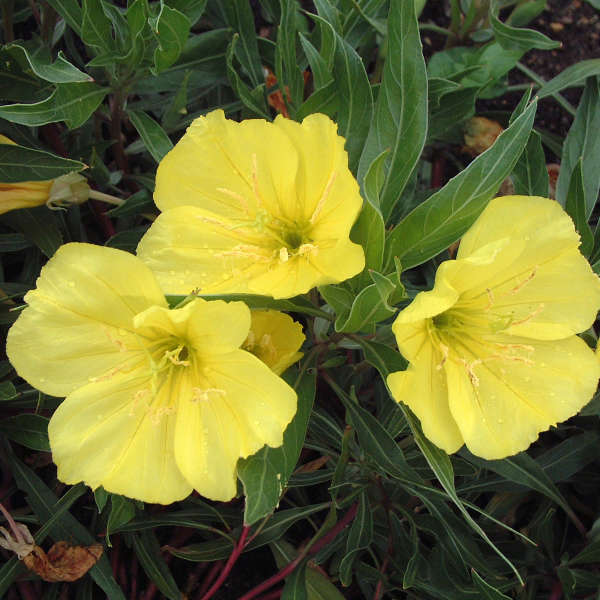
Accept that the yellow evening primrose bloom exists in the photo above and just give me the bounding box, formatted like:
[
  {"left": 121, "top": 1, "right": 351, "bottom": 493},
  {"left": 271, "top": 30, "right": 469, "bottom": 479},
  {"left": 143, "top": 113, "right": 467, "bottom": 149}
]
[
  {"left": 136, "top": 109, "right": 365, "bottom": 299},
  {"left": 387, "top": 196, "right": 600, "bottom": 460},
  {"left": 244, "top": 309, "right": 305, "bottom": 375},
  {"left": 6, "top": 243, "right": 297, "bottom": 504},
  {"left": 0, "top": 135, "right": 91, "bottom": 213}
]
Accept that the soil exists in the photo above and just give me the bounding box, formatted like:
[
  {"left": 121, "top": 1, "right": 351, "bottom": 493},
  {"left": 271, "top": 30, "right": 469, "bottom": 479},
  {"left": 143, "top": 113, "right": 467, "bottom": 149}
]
[{"left": 420, "top": 0, "right": 600, "bottom": 138}]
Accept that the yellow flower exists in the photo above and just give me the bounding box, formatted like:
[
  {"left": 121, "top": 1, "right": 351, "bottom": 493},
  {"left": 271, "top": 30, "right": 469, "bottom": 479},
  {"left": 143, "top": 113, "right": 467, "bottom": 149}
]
[
  {"left": 387, "top": 196, "right": 600, "bottom": 460},
  {"left": 137, "top": 109, "right": 365, "bottom": 299},
  {"left": 243, "top": 310, "right": 305, "bottom": 375},
  {"left": 6, "top": 243, "right": 297, "bottom": 503},
  {"left": 0, "top": 135, "right": 91, "bottom": 214}
]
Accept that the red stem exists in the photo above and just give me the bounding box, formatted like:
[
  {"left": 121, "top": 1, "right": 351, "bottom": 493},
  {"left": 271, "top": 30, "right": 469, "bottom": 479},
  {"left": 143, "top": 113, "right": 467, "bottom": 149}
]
[
  {"left": 199, "top": 526, "right": 250, "bottom": 600},
  {"left": 196, "top": 560, "right": 223, "bottom": 598},
  {"left": 239, "top": 503, "right": 358, "bottom": 600},
  {"left": 549, "top": 580, "right": 562, "bottom": 600},
  {"left": 430, "top": 153, "right": 446, "bottom": 189},
  {"left": 372, "top": 555, "right": 389, "bottom": 600}
]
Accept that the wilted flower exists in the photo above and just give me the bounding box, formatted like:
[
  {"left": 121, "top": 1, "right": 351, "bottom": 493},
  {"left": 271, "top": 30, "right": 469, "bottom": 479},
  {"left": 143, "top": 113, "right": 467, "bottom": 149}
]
[
  {"left": 388, "top": 196, "right": 600, "bottom": 459},
  {"left": 463, "top": 116, "right": 504, "bottom": 156},
  {"left": 244, "top": 309, "right": 305, "bottom": 374},
  {"left": 137, "top": 109, "right": 365, "bottom": 299},
  {"left": 6, "top": 243, "right": 297, "bottom": 503},
  {"left": 0, "top": 135, "right": 123, "bottom": 213}
]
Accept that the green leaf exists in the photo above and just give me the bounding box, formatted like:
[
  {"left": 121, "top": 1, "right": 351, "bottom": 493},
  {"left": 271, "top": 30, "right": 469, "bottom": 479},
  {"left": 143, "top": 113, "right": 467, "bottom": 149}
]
[
  {"left": 386, "top": 99, "right": 536, "bottom": 270},
  {"left": 309, "top": 14, "right": 372, "bottom": 172},
  {"left": 150, "top": 2, "right": 191, "bottom": 73},
  {"left": 1, "top": 206, "right": 62, "bottom": 257},
  {"left": 132, "top": 530, "right": 181, "bottom": 600},
  {"left": 565, "top": 158, "right": 593, "bottom": 257},
  {"left": 537, "top": 432, "right": 599, "bottom": 482},
  {"left": 4, "top": 444, "right": 125, "bottom": 600},
  {"left": 465, "top": 451, "right": 581, "bottom": 529},
  {"left": 569, "top": 538, "right": 600, "bottom": 566},
  {"left": 106, "top": 494, "right": 136, "bottom": 545},
  {"left": 404, "top": 410, "right": 523, "bottom": 584},
  {"left": 296, "top": 80, "right": 338, "bottom": 120},
  {"left": 298, "top": 33, "right": 331, "bottom": 90},
  {"left": 226, "top": 35, "right": 270, "bottom": 118},
  {"left": 334, "top": 271, "right": 397, "bottom": 333},
  {"left": 281, "top": 560, "right": 308, "bottom": 600},
  {"left": 357, "top": 1, "right": 427, "bottom": 220},
  {"left": 428, "top": 87, "right": 478, "bottom": 141},
  {"left": 556, "top": 77, "right": 600, "bottom": 218},
  {"left": 168, "top": 0, "right": 208, "bottom": 25},
  {"left": 350, "top": 150, "right": 387, "bottom": 273},
  {"left": 537, "top": 59, "right": 600, "bottom": 99},
  {"left": 511, "top": 130, "right": 548, "bottom": 196},
  {"left": 238, "top": 360, "right": 317, "bottom": 525},
  {"left": 46, "top": 0, "right": 83, "bottom": 35},
  {"left": 339, "top": 490, "right": 373, "bottom": 586},
  {"left": 0, "top": 142, "right": 85, "bottom": 182},
  {"left": 472, "top": 569, "right": 511, "bottom": 599},
  {"left": 490, "top": 3, "right": 560, "bottom": 52},
  {"left": 94, "top": 487, "right": 109, "bottom": 513},
  {"left": 4, "top": 43, "right": 91, "bottom": 83},
  {"left": 355, "top": 337, "right": 407, "bottom": 379},
  {"left": 168, "top": 503, "right": 330, "bottom": 561},
  {"left": 128, "top": 110, "right": 173, "bottom": 163},
  {"left": 81, "top": 0, "right": 115, "bottom": 54},
  {"left": 0, "top": 82, "right": 107, "bottom": 129},
  {"left": 222, "top": 0, "right": 264, "bottom": 88},
  {"left": 276, "top": 0, "right": 304, "bottom": 111},
  {"left": 0, "top": 414, "right": 50, "bottom": 451},
  {"left": 0, "top": 381, "right": 18, "bottom": 401}
]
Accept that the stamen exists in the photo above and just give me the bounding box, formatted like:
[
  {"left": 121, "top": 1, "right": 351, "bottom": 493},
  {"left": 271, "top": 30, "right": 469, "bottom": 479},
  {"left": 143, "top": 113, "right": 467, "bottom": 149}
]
[
  {"left": 164, "top": 345, "right": 190, "bottom": 367},
  {"left": 510, "top": 303, "right": 544, "bottom": 327},
  {"left": 298, "top": 243, "right": 318, "bottom": 257},
  {"left": 510, "top": 266, "right": 537, "bottom": 295},
  {"left": 484, "top": 288, "right": 495, "bottom": 311},
  {"left": 192, "top": 387, "right": 227, "bottom": 402},
  {"left": 216, "top": 187, "right": 250, "bottom": 215},
  {"left": 279, "top": 247, "right": 289, "bottom": 262},
  {"left": 310, "top": 171, "right": 337, "bottom": 224},
  {"left": 436, "top": 343, "right": 449, "bottom": 370}
]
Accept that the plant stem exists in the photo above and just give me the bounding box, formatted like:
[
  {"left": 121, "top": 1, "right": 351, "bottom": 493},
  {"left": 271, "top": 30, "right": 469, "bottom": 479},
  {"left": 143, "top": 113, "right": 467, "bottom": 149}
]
[
  {"left": 1, "top": 0, "right": 14, "bottom": 42},
  {"left": 88, "top": 189, "right": 125, "bottom": 206},
  {"left": 516, "top": 62, "right": 576, "bottom": 116},
  {"left": 200, "top": 525, "right": 250, "bottom": 600},
  {"left": 239, "top": 503, "right": 358, "bottom": 600}
]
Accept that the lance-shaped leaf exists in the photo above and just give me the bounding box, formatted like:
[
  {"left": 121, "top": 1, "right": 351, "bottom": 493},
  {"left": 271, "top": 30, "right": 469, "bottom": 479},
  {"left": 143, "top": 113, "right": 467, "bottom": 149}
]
[
  {"left": 0, "top": 143, "right": 85, "bottom": 182},
  {"left": 357, "top": 0, "right": 428, "bottom": 220},
  {"left": 386, "top": 99, "right": 536, "bottom": 270}
]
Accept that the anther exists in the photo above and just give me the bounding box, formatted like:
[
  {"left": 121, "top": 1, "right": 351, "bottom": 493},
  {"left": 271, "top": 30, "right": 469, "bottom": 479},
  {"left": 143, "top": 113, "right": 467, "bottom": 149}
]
[{"left": 510, "top": 266, "right": 537, "bottom": 295}]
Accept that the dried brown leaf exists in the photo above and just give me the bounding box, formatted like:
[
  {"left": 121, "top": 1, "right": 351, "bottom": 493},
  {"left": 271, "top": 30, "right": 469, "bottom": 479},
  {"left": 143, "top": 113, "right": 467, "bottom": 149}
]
[{"left": 23, "top": 541, "right": 103, "bottom": 582}]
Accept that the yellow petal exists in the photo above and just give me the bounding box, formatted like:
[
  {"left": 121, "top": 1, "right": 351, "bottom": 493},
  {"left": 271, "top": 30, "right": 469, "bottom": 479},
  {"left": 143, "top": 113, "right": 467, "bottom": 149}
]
[
  {"left": 134, "top": 298, "right": 251, "bottom": 354},
  {"left": 458, "top": 196, "right": 579, "bottom": 260},
  {"left": 137, "top": 205, "right": 271, "bottom": 296},
  {"left": 387, "top": 320, "right": 463, "bottom": 454},
  {"left": 0, "top": 181, "right": 52, "bottom": 214},
  {"left": 444, "top": 333, "right": 600, "bottom": 459},
  {"left": 272, "top": 113, "right": 362, "bottom": 232},
  {"left": 139, "top": 110, "right": 365, "bottom": 299},
  {"left": 48, "top": 372, "right": 192, "bottom": 504},
  {"left": 155, "top": 109, "right": 299, "bottom": 222},
  {"left": 393, "top": 261, "right": 460, "bottom": 327},
  {"left": 7, "top": 243, "right": 166, "bottom": 397},
  {"left": 452, "top": 197, "right": 600, "bottom": 339},
  {"left": 245, "top": 309, "right": 304, "bottom": 374},
  {"left": 174, "top": 350, "right": 297, "bottom": 501}
]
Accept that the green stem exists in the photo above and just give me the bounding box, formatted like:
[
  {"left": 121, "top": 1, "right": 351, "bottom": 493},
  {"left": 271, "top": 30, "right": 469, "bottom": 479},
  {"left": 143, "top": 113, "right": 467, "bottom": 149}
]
[{"left": 516, "top": 62, "right": 576, "bottom": 116}]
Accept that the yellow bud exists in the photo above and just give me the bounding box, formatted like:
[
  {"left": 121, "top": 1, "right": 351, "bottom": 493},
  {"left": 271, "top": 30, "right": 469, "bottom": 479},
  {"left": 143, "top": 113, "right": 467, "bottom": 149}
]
[{"left": 464, "top": 117, "right": 504, "bottom": 156}]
